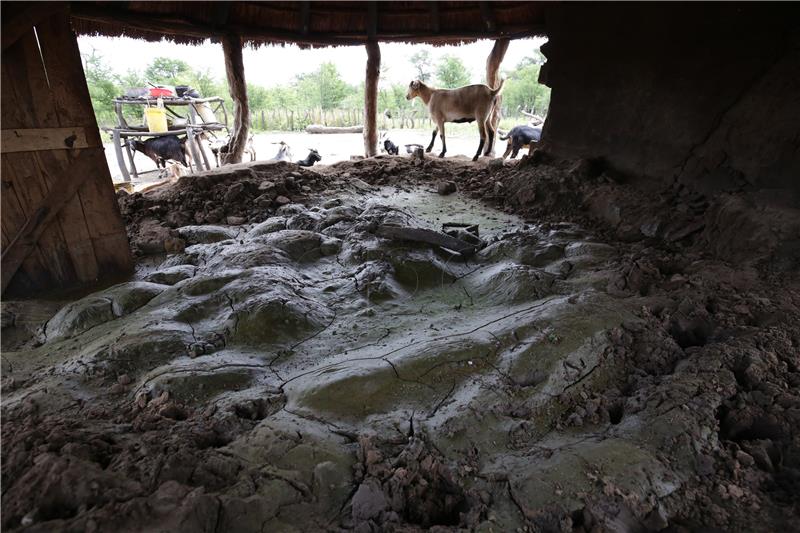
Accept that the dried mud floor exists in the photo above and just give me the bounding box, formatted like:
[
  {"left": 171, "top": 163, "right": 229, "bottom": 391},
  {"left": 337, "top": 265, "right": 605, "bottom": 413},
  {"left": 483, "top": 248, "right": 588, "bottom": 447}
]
[{"left": 2, "top": 155, "right": 799, "bottom": 532}]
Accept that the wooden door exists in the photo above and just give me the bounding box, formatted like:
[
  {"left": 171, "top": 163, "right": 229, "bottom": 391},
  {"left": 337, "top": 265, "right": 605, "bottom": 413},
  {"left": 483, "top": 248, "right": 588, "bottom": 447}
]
[{"left": 1, "top": 8, "right": 132, "bottom": 295}]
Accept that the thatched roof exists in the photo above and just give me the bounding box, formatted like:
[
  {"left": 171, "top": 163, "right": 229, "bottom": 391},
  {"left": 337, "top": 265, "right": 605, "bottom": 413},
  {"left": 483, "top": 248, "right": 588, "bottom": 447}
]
[{"left": 70, "top": 1, "right": 546, "bottom": 48}]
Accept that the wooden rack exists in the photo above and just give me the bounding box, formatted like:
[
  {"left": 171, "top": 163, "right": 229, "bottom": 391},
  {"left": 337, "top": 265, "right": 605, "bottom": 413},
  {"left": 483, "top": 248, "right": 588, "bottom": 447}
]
[{"left": 106, "top": 96, "right": 229, "bottom": 181}]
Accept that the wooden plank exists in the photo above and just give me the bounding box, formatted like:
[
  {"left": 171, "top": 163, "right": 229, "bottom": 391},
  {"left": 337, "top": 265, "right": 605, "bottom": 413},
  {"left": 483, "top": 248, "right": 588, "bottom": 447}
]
[
  {"left": 35, "top": 14, "right": 104, "bottom": 146},
  {"left": 1, "top": 2, "right": 66, "bottom": 52},
  {"left": 71, "top": 149, "right": 132, "bottom": 275},
  {"left": 0, "top": 159, "right": 52, "bottom": 288},
  {"left": 2, "top": 153, "right": 76, "bottom": 291},
  {"left": 1, "top": 149, "right": 103, "bottom": 292},
  {"left": 35, "top": 149, "right": 100, "bottom": 283},
  {"left": 1, "top": 127, "right": 89, "bottom": 153}
]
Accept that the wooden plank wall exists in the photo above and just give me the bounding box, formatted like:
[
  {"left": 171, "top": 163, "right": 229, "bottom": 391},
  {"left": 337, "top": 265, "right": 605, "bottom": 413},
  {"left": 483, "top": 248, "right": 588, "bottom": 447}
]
[{"left": 1, "top": 11, "right": 132, "bottom": 295}]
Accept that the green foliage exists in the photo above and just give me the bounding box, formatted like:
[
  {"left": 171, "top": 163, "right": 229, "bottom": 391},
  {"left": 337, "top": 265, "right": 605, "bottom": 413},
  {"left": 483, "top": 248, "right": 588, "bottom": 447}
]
[
  {"left": 435, "top": 55, "right": 471, "bottom": 88},
  {"left": 409, "top": 49, "right": 433, "bottom": 82},
  {"left": 143, "top": 57, "right": 192, "bottom": 84},
  {"left": 80, "top": 46, "right": 550, "bottom": 132},
  {"left": 294, "top": 62, "right": 354, "bottom": 110},
  {"left": 82, "top": 49, "right": 121, "bottom": 127}
]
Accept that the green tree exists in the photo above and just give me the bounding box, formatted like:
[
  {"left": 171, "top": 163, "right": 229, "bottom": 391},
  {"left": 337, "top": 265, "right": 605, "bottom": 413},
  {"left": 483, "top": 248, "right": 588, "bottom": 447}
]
[
  {"left": 295, "top": 62, "right": 351, "bottom": 109},
  {"left": 81, "top": 48, "right": 120, "bottom": 127},
  {"left": 409, "top": 49, "right": 433, "bottom": 82},
  {"left": 144, "top": 57, "right": 192, "bottom": 84},
  {"left": 502, "top": 56, "right": 551, "bottom": 116},
  {"left": 435, "top": 55, "right": 470, "bottom": 88}
]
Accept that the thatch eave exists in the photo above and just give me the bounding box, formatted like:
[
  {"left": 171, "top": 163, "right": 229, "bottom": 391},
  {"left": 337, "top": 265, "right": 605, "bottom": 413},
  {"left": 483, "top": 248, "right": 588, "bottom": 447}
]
[{"left": 69, "top": 1, "right": 546, "bottom": 49}]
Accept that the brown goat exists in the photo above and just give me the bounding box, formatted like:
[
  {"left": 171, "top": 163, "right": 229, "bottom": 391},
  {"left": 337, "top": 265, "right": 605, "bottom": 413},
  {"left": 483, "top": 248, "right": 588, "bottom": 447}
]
[{"left": 406, "top": 79, "right": 505, "bottom": 161}]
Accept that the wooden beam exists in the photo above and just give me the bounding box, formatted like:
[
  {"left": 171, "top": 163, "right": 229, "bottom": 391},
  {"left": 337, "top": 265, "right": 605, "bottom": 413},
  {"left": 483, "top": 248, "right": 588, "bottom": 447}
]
[
  {"left": 300, "top": 1, "right": 311, "bottom": 35},
  {"left": 1, "top": 2, "right": 67, "bottom": 52},
  {"left": 367, "top": 2, "right": 378, "bottom": 41},
  {"left": 1, "top": 148, "right": 99, "bottom": 293},
  {"left": 220, "top": 34, "right": 249, "bottom": 165},
  {"left": 364, "top": 41, "right": 381, "bottom": 157},
  {"left": 485, "top": 38, "right": 510, "bottom": 155},
  {"left": 479, "top": 1, "right": 497, "bottom": 33},
  {"left": 213, "top": 2, "right": 231, "bottom": 28},
  {"left": 429, "top": 2, "right": 440, "bottom": 34},
  {"left": 1, "top": 127, "right": 89, "bottom": 154}
]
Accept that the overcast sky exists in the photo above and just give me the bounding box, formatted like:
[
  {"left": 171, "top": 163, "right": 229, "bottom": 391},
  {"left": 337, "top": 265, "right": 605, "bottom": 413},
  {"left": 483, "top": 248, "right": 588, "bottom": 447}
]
[{"left": 78, "top": 36, "right": 547, "bottom": 87}]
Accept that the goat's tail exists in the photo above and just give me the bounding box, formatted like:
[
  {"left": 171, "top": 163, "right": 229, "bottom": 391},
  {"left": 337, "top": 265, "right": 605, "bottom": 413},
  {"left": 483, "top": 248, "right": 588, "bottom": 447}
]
[
  {"left": 499, "top": 132, "right": 510, "bottom": 141},
  {"left": 491, "top": 78, "right": 506, "bottom": 95}
]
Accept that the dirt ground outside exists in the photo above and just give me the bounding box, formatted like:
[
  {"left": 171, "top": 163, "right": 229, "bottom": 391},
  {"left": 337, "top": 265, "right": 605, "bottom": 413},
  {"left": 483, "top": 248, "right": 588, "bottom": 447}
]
[{"left": 104, "top": 128, "right": 514, "bottom": 183}]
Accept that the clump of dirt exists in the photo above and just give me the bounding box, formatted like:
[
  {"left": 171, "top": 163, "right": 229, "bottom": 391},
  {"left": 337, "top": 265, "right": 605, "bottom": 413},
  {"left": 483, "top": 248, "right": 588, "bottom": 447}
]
[
  {"left": 118, "top": 161, "right": 330, "bottom": 255},
  {"left": 346, "top": 433, "right": 483, "bottom": 531}
]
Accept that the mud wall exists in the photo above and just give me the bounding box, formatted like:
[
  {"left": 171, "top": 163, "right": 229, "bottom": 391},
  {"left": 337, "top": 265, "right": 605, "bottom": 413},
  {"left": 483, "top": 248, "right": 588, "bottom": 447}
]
[{"left": 540, "top": 3, "right": 800, "bottom": 198}]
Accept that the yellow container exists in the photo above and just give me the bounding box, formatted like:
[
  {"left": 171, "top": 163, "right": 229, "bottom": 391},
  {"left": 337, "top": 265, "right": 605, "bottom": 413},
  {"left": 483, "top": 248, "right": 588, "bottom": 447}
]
[{"left": 145, "top": 107, "right": 168, "bottom": 133}]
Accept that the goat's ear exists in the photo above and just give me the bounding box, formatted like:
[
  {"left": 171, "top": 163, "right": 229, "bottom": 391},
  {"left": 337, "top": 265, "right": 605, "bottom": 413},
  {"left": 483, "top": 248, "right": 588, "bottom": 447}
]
[{"left": 410, "top": 80, "right": 419, "bottom": 89}]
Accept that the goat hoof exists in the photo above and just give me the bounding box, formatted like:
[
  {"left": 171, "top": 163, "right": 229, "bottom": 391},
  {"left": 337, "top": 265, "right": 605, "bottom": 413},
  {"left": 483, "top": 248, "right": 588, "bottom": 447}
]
[
  {"left": 425, "top": 148, "right": 433, "bottom": 153},
  {"left": 472, "top": 156, "right": 479, "bottom": 162},
  {"left": 439, "top": 153, "right": 446, "bottom": 158}
]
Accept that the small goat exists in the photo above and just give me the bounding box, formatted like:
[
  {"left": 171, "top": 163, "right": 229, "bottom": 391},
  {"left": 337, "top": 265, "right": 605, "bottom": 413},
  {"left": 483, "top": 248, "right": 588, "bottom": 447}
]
[
  {"left": 271, "top": 141, "right": 293, "bottom": 162},
  {"left": 500, "top": 125, "right": 542, "bottom": 159},
  {"left": 406, "top": 79, "right": 505, "bottom": 161},
  {"left": 210, "top": 135, "right": 256, "bottom": 166},
  {"left": 296, "top": 149, "right": 322, "bottom": 167}
]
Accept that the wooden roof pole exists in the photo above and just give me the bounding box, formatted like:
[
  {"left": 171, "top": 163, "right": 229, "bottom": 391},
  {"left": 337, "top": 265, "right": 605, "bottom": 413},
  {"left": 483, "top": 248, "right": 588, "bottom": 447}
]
[
  {"left": 364, "top": 41, "right": 381, "bottom": 157},
  {"left": 486, "top": 38, "right": 510, "bottom": 156},
  {"left": 221, "top": 33, "right": 249, "bottom": 165}
]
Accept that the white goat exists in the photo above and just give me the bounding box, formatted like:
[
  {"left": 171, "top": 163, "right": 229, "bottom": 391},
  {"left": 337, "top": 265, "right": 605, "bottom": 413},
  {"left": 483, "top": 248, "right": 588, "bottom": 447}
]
[{"left": 406, "top": 79, "right": 505, "bottom": 161}]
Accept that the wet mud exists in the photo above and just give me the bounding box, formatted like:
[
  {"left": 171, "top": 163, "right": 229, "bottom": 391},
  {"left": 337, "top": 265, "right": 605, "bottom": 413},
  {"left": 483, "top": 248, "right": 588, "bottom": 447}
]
[{"left": 2, "top": 155, "right": 798, "bottom": 532}]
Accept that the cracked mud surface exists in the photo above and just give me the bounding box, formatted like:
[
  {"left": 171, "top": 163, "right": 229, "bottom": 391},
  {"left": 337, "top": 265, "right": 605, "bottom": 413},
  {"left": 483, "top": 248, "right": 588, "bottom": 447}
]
[{"left": 2, "top": 156, "right": 799, "bottom": 532}]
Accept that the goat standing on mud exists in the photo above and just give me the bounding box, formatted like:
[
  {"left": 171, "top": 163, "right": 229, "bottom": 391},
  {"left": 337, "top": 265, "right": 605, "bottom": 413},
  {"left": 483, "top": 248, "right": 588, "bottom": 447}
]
[{"left": 406, "top": 79, "right": 505, "bottom": 161}]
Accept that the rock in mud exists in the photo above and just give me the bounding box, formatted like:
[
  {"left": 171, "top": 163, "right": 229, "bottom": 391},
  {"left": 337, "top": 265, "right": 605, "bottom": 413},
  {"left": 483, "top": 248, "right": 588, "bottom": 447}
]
[
  {"left": 177, "top": 225, "right": 238, "bottom": 244},
  {"left": 247, "top": 216, "right": 288, "bottom": 238},
  {"left": 437, "top": 181, "right": 457, "bottom": 195}
]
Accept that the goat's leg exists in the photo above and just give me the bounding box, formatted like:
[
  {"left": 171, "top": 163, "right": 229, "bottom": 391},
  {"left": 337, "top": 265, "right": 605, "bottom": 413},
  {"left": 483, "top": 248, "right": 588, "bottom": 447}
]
[
  {"left": 426, "top": 128, "right": 438, "bottom": 153},
  {"left": 438, "top": 122, "right": 447, "bottom": 158},
  {"left": 502, "top": 142, "right": 513, "bottom": 159},
  {"left": 472, "top": 120, "right": 486, "bottom": 162},
  {"left": 483, "top": 117, "right": 495, "bottom": 156}
]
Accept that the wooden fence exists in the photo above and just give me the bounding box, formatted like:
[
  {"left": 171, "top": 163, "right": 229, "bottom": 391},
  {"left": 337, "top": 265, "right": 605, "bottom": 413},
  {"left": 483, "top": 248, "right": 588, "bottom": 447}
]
[{"left": 250, "top": 107, "right": 545, "bottom": 132}]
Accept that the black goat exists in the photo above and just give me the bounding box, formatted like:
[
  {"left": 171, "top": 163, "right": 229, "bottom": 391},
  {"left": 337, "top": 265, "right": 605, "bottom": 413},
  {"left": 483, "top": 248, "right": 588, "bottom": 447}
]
[
  {"left": 296, "top": 149, "right": 322, "bottom": 167},
  {"left": 132, "top": 135, "right": 188, "bottom": 168},
  {"left": 383, "top": 139, "right": 399, "bottom": 155}
]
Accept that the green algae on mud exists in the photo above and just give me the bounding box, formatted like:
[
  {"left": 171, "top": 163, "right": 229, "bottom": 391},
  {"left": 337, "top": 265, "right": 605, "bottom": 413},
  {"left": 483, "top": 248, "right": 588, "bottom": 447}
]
[{"left": 6, "top": 164, "right": 781, "bottom": 532}]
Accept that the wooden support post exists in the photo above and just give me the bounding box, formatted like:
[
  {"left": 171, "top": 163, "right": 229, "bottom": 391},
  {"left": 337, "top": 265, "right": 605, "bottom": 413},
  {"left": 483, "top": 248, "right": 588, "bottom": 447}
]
[
  {"left": 221, "top": 33, "right": 249, "bottom": 165},
  {"left": 485, "top": 38, "right": 510, "bottom": 156},
  {"left": 364, "top": 40, "right": 380, "bottom": 157}
]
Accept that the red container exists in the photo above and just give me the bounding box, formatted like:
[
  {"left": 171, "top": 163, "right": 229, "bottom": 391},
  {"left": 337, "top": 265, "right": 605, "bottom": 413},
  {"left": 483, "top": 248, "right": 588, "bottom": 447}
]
[{"left": 149, "top": 87, "right": 173, "bottom": 98}]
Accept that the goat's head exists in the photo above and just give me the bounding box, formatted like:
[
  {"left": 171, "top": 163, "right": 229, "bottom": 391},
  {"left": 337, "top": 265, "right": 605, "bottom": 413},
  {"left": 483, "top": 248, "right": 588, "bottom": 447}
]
[{"left": 406, "top": 80, "right": 423, "bottom": 100}]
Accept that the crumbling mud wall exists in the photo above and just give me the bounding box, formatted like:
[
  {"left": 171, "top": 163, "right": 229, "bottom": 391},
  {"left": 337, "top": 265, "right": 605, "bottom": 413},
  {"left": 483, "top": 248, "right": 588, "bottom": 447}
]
[{"left": 540, "top": 3, "right": 800, "bottom": 198}]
